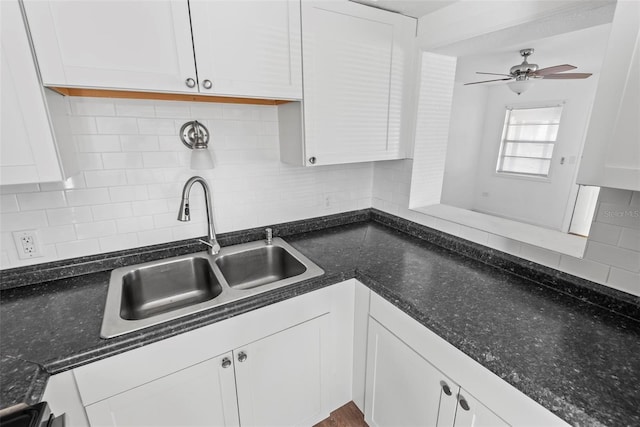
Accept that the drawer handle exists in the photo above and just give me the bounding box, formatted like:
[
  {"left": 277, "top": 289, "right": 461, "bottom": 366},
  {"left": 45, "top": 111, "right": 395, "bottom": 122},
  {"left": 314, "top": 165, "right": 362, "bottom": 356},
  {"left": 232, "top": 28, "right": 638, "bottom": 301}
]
[
  {"left": 202, "top": 79, "right": 213, "bottom": 89},
  {"left": 440, "top": 380, "right": 452, "bottom": 396},
  {"left": 238, "top": 351, "right": 248, "bottom": 362},
  {"left": 221, "top": 357, "right": 231, "bottom": 368},
  {"left": 458, "top": 394, "right": 470, "bottom": 411},
  {"left": 185, "top": 78, "right": 196, "bottom": 88},
  {"left": 308, "top": 156, "right": 316, "bottom": 164}
]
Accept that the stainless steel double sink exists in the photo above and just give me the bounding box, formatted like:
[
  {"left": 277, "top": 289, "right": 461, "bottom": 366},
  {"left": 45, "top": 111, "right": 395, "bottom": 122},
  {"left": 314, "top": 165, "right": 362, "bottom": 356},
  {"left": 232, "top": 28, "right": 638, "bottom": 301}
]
[{"left": 101, "top": 238, "right": 324, "bottom": 338}]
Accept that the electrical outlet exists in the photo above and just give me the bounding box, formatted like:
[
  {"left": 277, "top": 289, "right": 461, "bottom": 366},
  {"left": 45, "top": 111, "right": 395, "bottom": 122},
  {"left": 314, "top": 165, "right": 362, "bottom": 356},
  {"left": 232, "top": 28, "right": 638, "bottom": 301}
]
[{"left": 12, "top": 230, "right": 43, "bottom": 259}]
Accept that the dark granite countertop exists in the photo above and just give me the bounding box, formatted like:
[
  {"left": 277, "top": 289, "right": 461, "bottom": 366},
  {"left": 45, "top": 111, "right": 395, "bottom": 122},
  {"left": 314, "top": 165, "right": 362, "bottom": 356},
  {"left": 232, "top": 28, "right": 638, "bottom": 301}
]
[{"left": 1, "top": 210, "right": 638, "bottom": 426}]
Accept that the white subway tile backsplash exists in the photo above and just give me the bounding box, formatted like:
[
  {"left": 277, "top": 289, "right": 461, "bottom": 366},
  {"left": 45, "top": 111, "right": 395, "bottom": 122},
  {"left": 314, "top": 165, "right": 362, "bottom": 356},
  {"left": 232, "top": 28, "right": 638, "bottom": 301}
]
[
  {"left": 109, "top": 186, "right": 149, "bottom": 203},
  {"left": 487, "top": 234, "right": 522, "bottom": 255},
  {"left": 96, "top": 117, "right": 138, "bottom": 134},
  {"left": 587, "top": 221, "right": 622, "bottom": 246},
  {"left": 142, "top": 152, "right": 179, "bottom": 168},
  {"left": 84, "top": 170, "right": 128, "bottom": 188},
  {"left": 46, "top": 207, "right": 93, "bottom": 226},
  {"left": 520, "top": 243, "right": 562, "bottom": 269},
  {"left": 595, "top": 202, "right": 640, "bottom": 230},
  {"left": 618, "top": 227, "right": 640, "bottom": 252},
  {"left": 17, "top": 191, "right": 67, "bottom": 211},
  {"left": 75, "top": 135, "right": 121, "bottom": 153},
  {"left": 70, "top": 99, "right": 115, "bottom": 116},
  {"left": 0, "top": 183, "right": 40, "bottom": 195},
  {"left": 131, "top": 199, "right": 169, "bottom": 216},
  {"left": 607, "top": 267, "right": 640, "bottom": 295},
  {"left": 1, "top": 211, "right": 48, "bottom": 229},
  {"left": 75, "top": 220, "right": 117, "bottom": 240},
  {"left": 155, "top": 103, "right": 191, "bottom": 118},
  {"left": 115, "top": 101, "right": 155, "bottom": 118},
  {"left": 90, "top": 202, "right": 133, "bottom": 221},
  {"left": 65, "top": 188, "right": 110, "bottom": 207},
  {"left": 120, "top": 135, "right": 159, "bottom": 152},
  {"left": 76, "top": 153, "right": 104, "bottom": 170},
  {"left": 585, "top": 241, "right": 640, "bottom": 273},
  {"left": 137, "top": 118, "right": 175, "bottom": 135},
  {"left": 0, "top": 195, "right": 19, "bottom": 213},
  {"left": 125, "top": 169, "right": 167, "bottom": 185},
  {"left": 56, "top": 239, "right": 100, "bottom": 259},
  {"left": 559, "top": 254, "right": 610, "bottom": 283},
  {"left": 101, "top": 153, "right": 144, "bottom": 170},
  {"left": 137, "top": 228, "right": 173, "bottom": 246},
  {"left": 69, "top": 116, "right": 97, "bottom": 134},
  {"left": 116, "top": 216, "right": 155, "bottom": 234},
  {"left": 99, "top": 232, "right": 139, "bottom": 252},
  {"left": 39, "top": 225, "right": 76, "bottom": 244}
]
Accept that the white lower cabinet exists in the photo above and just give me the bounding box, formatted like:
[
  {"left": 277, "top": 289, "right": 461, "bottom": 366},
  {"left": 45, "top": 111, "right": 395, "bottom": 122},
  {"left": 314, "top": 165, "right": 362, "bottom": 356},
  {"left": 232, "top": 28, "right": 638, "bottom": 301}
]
[
  {"left": 365, "top": 318, "right": 506, "bottom": 427},
  {"left": 45, "top": 280, "right": 357, "bottom": 427},
  {"left": 365, "top": 318, "right": 459, "bottom": 427},
  {"left": 366, "top": 292, "right": 569, "bottom": 427},
  {"left": 85, "top": 353, "right": 239, "bottom": 427}
]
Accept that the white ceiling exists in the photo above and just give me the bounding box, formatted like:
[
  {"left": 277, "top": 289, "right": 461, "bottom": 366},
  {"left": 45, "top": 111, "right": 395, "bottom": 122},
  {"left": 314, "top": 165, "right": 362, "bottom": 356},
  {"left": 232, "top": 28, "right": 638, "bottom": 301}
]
[
  {"left": 456, "top": 23, "right": 613, "bottom": 84},
  {"left": 350, "top": 0, "right": 458, "bottom": 18}
]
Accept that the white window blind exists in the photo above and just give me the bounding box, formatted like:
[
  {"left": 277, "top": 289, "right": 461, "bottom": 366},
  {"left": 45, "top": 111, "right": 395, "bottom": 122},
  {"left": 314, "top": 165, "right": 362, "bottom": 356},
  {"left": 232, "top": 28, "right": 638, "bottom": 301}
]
[{"left": 496, "top": 105, "right": 563, "bottom": 177}]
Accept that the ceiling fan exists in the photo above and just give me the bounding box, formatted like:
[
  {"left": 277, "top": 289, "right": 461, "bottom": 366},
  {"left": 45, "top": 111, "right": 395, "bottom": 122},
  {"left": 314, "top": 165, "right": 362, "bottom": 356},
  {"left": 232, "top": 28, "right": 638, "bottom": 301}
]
[{"left": 464, "top": 48, "right": 592, "bottom": 94}]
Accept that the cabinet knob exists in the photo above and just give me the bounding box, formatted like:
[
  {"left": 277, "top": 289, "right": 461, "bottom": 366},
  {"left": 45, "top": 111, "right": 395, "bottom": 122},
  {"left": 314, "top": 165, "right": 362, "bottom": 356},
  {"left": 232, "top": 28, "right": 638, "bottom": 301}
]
[
  {"left": 185, "top": 78, "right": 196, "bottom": 88},
  {"left": 237, "top": 351, "right": 248, "bottom": 362},
  {"left": 202, "top": 79, "right": 213, "bottom": 89},
  {"left": 458, "top": 394, "right": 470, "bottom": 411},
  {"left": 221, "top": 357, "right": 231, "bottom": 368},
  {"left": 308, "top": 156, "right": 316, "bottom": 164},
  {"left": 440, "top": 381, "right": 452, "bottom": 396}
]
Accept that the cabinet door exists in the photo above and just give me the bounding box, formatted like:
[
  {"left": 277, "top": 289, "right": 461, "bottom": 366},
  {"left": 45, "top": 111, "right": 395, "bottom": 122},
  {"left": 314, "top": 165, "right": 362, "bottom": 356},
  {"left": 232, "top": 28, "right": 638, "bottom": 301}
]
[
  {"left": 22, "top": 0, "right": 197, "bottom": 93},
  {"left": 300, "top": 1, "right": 415, "bottom": 166},
  {"left": 85, "top": 353, "right": 239, "bottom": 427},
  {"left": 234, "top": 315, "right": 327, "bottom": 426},
  {"left": 576, "top": 0, "right": 640, "bottom": 191},
  {"left": 454, "top": 389, "right": 510, "bottom": 427},
  {"left": 1, "top": 0, "right": 64, "bottom": 184},
  {"left": 364, "top": 318, "right": 458, "bottom": 427},
  {"left": 190, "top": 0, "right": 302, "bottom": 99}
]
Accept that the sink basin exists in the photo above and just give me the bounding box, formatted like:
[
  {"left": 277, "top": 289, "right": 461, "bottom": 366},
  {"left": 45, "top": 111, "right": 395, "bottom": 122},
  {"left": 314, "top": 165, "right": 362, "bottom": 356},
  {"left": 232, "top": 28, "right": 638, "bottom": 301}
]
[
  {"left": 101, "top": 237, "right": 323, "bottom": 338},
  {"left": 215, "top": 246, "right": 306, "bottom": 290},
  {"left": 120, "top": 257, "right": 222, "bottom": 320}
]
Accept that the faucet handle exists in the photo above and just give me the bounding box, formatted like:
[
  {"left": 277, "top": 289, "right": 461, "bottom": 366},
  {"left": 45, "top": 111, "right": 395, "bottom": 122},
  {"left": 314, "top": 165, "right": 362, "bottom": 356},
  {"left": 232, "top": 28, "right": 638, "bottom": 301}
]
[
  {"left": 198, "top": 239, "right": 221, "bottom": 255},
  {"left": 265, "top": 228, "right": 273, "bottom": 245}
]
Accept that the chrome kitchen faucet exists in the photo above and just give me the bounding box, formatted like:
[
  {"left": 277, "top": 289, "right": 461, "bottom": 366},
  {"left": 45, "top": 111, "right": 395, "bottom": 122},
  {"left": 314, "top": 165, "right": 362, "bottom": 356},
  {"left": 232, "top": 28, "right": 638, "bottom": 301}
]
[{"left": 177, "top": 176, "right": 220, "bottom": 255}]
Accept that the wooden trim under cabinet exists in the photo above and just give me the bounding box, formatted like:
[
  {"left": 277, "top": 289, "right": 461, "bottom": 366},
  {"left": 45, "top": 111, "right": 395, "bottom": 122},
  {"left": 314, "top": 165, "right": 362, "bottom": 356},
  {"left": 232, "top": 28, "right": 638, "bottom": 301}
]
[{"left": 49, "top": 87, "right": 293, "bottom": 106}]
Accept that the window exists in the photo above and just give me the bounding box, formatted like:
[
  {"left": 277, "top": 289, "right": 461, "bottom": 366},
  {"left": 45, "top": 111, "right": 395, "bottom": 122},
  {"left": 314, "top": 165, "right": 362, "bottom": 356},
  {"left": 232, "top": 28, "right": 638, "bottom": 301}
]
[{"left": 496, "top": 105, "right": 563, "bottom": 177}]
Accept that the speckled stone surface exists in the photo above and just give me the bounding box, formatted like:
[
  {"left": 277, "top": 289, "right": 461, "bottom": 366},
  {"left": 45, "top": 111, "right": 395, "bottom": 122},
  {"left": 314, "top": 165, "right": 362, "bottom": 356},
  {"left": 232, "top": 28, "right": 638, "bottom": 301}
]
[
  {"left": 0, "top": 356, "right": 47, "bottom": 409},
  {"left": 1, "top": 212, "right": 639, "bottom": 426}
]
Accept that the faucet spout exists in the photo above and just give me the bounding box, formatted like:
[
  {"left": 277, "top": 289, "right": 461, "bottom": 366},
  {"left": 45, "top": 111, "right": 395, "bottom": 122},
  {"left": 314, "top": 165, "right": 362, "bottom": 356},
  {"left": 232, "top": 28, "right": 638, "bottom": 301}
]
[{"left": 178, "top": 176, "right": 220, "bottom": 255}]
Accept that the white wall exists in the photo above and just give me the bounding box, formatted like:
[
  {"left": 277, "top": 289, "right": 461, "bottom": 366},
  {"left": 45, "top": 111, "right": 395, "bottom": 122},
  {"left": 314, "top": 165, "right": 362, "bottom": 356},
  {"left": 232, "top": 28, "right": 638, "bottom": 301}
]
[
  {"left": 440, "top": 83, "right": 488, "bottom": 210},
  {"left": 373, "top": 159, "right": 640, "bottom": 297},
  {"left": 0, "top": 97, "right": 373, "bottom": 269}
]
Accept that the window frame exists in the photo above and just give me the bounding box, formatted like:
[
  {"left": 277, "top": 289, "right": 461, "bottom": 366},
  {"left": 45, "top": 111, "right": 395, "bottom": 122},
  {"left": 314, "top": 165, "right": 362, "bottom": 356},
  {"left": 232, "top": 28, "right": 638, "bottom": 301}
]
[{"left": 495, "top": 102, "right": 565, "bottom": 180}]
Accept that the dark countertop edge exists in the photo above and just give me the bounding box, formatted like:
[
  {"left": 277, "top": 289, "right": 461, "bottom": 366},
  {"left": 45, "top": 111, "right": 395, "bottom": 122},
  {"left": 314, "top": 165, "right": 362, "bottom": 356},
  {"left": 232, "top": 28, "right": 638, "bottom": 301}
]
[
  {"left": 355, "top": 271, "right": 607, "bottom": 427},
  {"left": 0, "top": 209, "right": 370, "bottom": 290},
  {"left": 369, "top": 209, "right": 640, "bottom": 320},
  {"left": 1, "top": 208, "right": 636, "bottom": 317}
]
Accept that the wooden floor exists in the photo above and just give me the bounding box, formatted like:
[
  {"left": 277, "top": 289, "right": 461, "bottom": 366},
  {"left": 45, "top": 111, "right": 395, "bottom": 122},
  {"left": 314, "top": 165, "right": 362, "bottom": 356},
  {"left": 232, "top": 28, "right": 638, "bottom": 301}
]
[{"left": 314, "top": 401, "right": 369, "bottom": 427}]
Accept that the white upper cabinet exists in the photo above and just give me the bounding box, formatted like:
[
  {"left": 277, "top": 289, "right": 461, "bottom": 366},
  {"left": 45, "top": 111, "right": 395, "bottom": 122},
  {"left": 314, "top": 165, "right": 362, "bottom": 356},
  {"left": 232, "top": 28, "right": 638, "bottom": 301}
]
[
  {"left": 1, "top": 0, "right": 75, "bottom": 185},
  {"left": 279, "top": 1, "right": 417, "bottom": 166},
  {"left": 22, "top": 0, "right": 302, "bottom": 99},
  {"left": 577, "top": 0, "right": 640, "bottom": 191},
  {"left": 190, "top": 0, "right": 302, "bottom": 99},
  {"left": 23, "top": 1, "right": 197, "bottom": 94}
]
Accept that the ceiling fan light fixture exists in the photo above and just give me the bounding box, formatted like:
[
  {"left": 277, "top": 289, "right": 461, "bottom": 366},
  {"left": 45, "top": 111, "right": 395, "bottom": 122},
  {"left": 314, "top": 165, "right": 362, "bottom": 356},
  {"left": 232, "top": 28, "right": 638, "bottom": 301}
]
[{"left": 507, "top": 79, "right": 534, "bottom": 95}]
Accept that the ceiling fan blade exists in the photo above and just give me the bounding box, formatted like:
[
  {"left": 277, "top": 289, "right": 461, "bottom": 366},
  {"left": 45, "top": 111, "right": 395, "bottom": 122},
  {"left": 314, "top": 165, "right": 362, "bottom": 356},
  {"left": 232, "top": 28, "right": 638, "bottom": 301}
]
[
  {"left": 464, "top": 77, "right": 513, "bottom": 85},
  {"left": 542, "top": 73, "right": 593, "bottom": 79},
  {"left": 476, "top": 72, "right": 513, "bottom": 77},
  {"left": 533, "top": 64, "right": 577, "bottom": 76}
]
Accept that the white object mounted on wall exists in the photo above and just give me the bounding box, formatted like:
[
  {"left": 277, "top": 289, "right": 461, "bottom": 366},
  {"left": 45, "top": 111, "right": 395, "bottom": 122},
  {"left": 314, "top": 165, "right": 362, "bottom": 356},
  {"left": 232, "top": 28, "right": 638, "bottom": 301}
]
[{"left": 180, "top": 120, "right": 214, "bottom": 170}]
